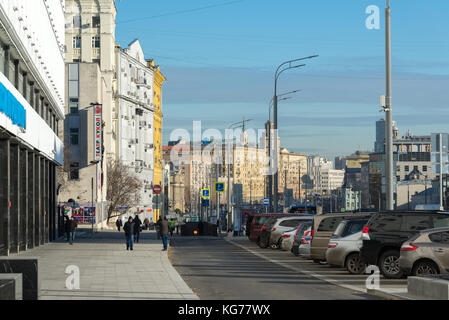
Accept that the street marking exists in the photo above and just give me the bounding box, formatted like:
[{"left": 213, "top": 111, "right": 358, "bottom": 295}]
[{"left": 226, "top": 239, "right": 368, "bottom": 295}]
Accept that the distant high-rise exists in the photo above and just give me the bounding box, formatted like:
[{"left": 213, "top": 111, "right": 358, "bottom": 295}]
[{"left": 375, "top": 118, "right": 398, "bottom": 153}]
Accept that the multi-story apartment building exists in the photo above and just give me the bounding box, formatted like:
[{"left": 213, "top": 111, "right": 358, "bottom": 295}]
[
  {"left": 307, "top": 155, "right": 333, "bottom": 194},
  {"left": 61, "top": 0, "right": 117, "bottom": 226},
  {"left": 319, "top": 169, "right": 345, "bottom": 193},
  {"left": 0, "top": 0, "right": 65, "bottom": 255},
  {"left": 279, "top": 148, "right": 307, "bottom": 200},
  {"left": 115, "top": 39, "right": 154, "bottom": 219}
]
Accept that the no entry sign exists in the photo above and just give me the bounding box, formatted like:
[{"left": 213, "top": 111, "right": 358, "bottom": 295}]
[{"left": 153, "top": 185, "right": 162, "bottom": 194}]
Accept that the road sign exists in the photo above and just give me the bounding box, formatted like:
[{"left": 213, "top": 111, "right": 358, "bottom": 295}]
[
  {"left": 152, "top": 195, "right": 162, "bottom": 205},
  {"left": 202, "top": 199, "right": 210, "bottom": 207},
  {"left": 214, "top": 182, "right": 225, "bottom": 193},
  {"left": 263, "top": 198, "right": 269, "bottom": 207},
  {"left": 153, "top": 185, "right": 162, "bottom": 194},
  {"left": 201, "top": 188, "right": 210, "bottom": 199},
  {"left": 116, "top": 206, "right": 129, "bottom": 210}
]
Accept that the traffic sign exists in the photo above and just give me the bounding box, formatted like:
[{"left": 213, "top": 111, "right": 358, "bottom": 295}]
[
  {"left": 153, "top": 185, "right": 162, "bottom": 194},
  {"left": 263, "top": 198, "right": 269, "bottom": 207},
  {"left": 214, "top": 182, "right": 225, "bottom": 193},
  {"left": 201, "top": 188, "right": 210, "bottom": 199}
]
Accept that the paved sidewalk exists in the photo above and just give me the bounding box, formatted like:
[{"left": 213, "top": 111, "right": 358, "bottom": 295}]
[{"left": 15, "top": 230, "right": 198, "bottom": 300}]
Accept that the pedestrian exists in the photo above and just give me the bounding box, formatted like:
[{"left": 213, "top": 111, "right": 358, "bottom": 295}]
[
  {"left": 160, "top": 217, "right": 170, "bottom": 251},
  {"left": 116, "top": 217, "right": 122, "bottom": 232},
  {"left": 69, "top": 216, "right": 78, "bottom": 245},
  {"left": 134, "top": 214, "right": 142, "bottom": 243},
  {"left": 169, "top": 218, "right": 175, "bottom": 236},
  {"left": 123, "top": 216, "right": 135, "bottom": 251},
  {"left": 64, "top": 214, "right": 71, "bottom": 242},
  {"left": 156, "top": 217, "right": 162, "bottom": 240},
  {"left": 143, "top": 218, "right": 150, "bottom": 231}
]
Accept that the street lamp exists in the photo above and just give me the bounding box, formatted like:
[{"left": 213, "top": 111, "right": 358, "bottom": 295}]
[{"left": 272, "top": 55, "right": 319, "bottom": 212}]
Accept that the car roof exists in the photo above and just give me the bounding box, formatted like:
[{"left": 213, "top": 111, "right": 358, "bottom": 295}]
[
  {"left": 276, "top": 216, "right": 314, "bottom": 222},
  {"left": 420, "top": 226, "right": 449, "bottom": 234},
  {"left": 377, "top": 211, "right": 449, "bottom": 215}
]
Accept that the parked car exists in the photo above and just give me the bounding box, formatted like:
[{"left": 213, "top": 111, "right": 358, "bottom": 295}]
[
  {"left": 325, "top": 218, "right": 370, "bottom": 274},
  {"left": 249, "top": 214, "right": 293, "bottom": 243},
  {"left": 310, "top": 212, "right": 373, "bottom": 263},
  {"left": 291, "top": 222, "right": 313, "bottom": 256},
  {"left": 360, "top": 211, "right": 449, "bottom": 279},
  {"left": 262, "top": 216, "right": 314, "bottom": 249},
  {"left": 399, "top": 227, "right": 449, "bottom": 276},
  {"left": 280, "top": 228, "right": 298, "bottom": 251},
  {"left": 298, "top": 227, "right": 313, "bottom": 259},
  {"left": 258, "top": 217, "right": 281, "bottom": 248}
]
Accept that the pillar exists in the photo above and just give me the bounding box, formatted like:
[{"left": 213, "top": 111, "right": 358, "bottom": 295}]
[
  {"left": 28, "top": 152, "right": 35, "bottom": 249},
  {"left": 9, "top": 143, "right": 19, "bottom": 254},
  {"left": 19, "top": 148, "right": 28, "bottom": 251},
  {"left": 0, "top": 139, "right": 10, "bottom": 255},
  {"left": 34, "top": 155, "right": 40, "bottom": 247}
]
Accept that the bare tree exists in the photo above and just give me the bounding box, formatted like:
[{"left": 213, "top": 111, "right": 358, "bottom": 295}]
[
  {"left": 106, "top": 159, "right": 142, "bottom": 224},
  {"left": 56, "top": 146, "right": 73, "bottom": 197}
]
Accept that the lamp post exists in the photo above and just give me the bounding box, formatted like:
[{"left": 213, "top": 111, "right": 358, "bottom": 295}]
[{"left": 272, "top": 55, "right": 319, "bottom": 212}]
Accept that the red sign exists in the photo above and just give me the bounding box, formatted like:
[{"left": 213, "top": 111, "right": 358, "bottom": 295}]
[
  {"left": 93, "top": 104, "right": 102, "bottom": 161},
  {"left": 153, "top": 185, "right": 162, "bottom": 194}
]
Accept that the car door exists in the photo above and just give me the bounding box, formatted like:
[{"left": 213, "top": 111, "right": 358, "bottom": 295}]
[{"left": 430, "top": 231, "right": 449, "bottom": 273}]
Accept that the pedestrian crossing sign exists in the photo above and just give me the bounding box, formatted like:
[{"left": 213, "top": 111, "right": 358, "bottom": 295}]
[
  {"left": 214, "top": 182, "right": 225, "bottom": 193},
  {"left": 201, "top": 188, "right": 210, "bottom": 199}
]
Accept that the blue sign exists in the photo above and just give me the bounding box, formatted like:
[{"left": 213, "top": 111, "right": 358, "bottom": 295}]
[
  {"left": 214, "top": 182, "right": 225, "bottom": 193},
  {"left": 263, "top": 198, "right": 270, "bottom": 207},
  {"left": 201, "top": 188, "right": 210, "bottom": 199},
  {"left": 116, "top": 206, "right": 129, "bottom": 210},
  {"left": 202, "top": 199, "right": 210, "bottom": 207}
]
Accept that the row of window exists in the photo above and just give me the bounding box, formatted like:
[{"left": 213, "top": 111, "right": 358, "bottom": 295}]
[
  {"left": 72, "top": 16, "right": 101, "bottom": 29},
  {"left": 72, "top": 36, "right": 100, "bottom": 49},
  {"left": 397, "top": 165, "right": 428, "bottom": 172}
]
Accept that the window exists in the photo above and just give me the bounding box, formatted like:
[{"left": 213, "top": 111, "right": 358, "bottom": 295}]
[
  {"left": 429, "top": 232, "right": 443, "bottom": 243},
  {"left": 432, "top": 215, "right": 449, "bottom": 228},
  {"left": 396, "top": 176, "right": 400, "bottom": 181},
  {"left": 69, "top": 163, "right": 79, "bottom": 180},
  {"left": 73, "top": 36, "right": 81, "bottom": 49},
  {"left": 414, "top": 166, "right": 418, "bottom": 171},
  {"left": 402, "top": 216, "right": 431, "bottom": 232},
  {"left": 70, "top": 128, "right": 79, "bottom": 145},
  {"left": 92, "top": 16, "right": 100, "bottom": 28},
  {"left": 370, "top": 214, "right": 402, "bottom": 232},
  {"left": 405, "top": 166, "right": 409, "bottom": 172},
  {"left": 423, "top": 165, "right": 428, "bottom": 172},
  {"left": 69, "top": 98, "right": 79, "bottom": 114},
  {"left": 397, "top": 166, "right": 400, "bottom": 172},
  {"left": 73, "top": 16, "right": 81, "bottom": 28},
  {"left": 318, "top": 217, "right": 346, "bottom": 232},
  {"left": 92, "top": 36, "right": 100, "bottom": 48}
]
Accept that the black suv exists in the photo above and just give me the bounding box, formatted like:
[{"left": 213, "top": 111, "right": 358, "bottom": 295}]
[{"left": 360, "top": 211, "right": 449, "bottom": 279}]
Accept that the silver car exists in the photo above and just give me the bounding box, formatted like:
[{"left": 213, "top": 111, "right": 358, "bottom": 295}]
[
  {"left": 325, "top": 218, "right": 369, "bottom": 274},
  {"left": 399, "top": 227, "right": 449, "bottom": 276},
  {"left": 268, "top": 216, "right": 313, "bottom": 249}
]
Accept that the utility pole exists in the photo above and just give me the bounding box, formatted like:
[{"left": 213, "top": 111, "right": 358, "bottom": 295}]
[
  {"left": 385, "top": 0, "right": 394, "bottom": 211},
  {"left": 440, "top": 133, "right": 443, "bottom": 209}
]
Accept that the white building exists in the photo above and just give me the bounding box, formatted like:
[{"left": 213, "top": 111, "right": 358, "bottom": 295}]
[
  {"left": 116, "top": 39, "right": 155, "bottom": 218},
  {"left": 0, "top": 0, "right": 65, "bottom": 255},
  {"left": 320, "top": 169, "right": 345, "bottom": 192},
  {"left": 307, "top": 156, "right": 333, "bottom": 193}
]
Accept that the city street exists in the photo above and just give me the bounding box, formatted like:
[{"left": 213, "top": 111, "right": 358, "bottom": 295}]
[{"left": 170, "top": 237, "right": 395, "bottom": 300}]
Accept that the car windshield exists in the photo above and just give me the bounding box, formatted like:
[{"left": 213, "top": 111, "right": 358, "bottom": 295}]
[
  {"left": 295, "top": 222, "right": 312, "bottom": 239},
  {"left": 432, "top": 215, "right": 449, "bottom": 228},
  {"left": 264, "top": 218, "right": 278, "bottom": 228}
]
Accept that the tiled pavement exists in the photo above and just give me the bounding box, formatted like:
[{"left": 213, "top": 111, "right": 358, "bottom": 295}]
[{"left": 15, "top": 229, "right": 199, "bottom": 300}]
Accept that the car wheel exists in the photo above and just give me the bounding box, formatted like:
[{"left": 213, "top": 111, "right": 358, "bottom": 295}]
[
  {"left": 270, "top": 242, "right": 279, "bottom": 249},
  {"left": 292, "top": 249, "right": 299, "bottom": 257},
  {"left": 258, "top": 238, "right": 267, "bottom": 249},
  {"left": 379, "top": 250, "right": 403, "bottom": 279},
  {"left": 313, "top": 259, "right": 321, "bottom": 264},
  {"left": 346, "top": 253, "right": 366, "bottom": 275},
  {"left": 412, "top": 261, "right": 439, "bottom": 276}
]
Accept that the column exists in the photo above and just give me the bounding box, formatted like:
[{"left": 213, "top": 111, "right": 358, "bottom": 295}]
[
  {"left": 35, "top": 155, "right": 41, "bottom": 247},
  {"left": 22, "top": 72, "right": 27, "bottom": 102},
  {"left": 0, "top": 139, "right": 10, "bottom": 255},
  {"left": 44, "top": 159, "right": 49, "bottom": 243},
  {"left": 19, "top": 148, "right": 28, "bottom": 251},
  {"left": 13, "top": 60, "right": 19, "bottom": 89},
  {"left": 3, "top": 45, "right": 9, "bottom": 80},
  {"left": 28, "top": 152, "right": 35, "bottom": 249},
  {"left": 39, "top": 157, "right": 45, "bottom": 245},
  {"left": 9, "top": 143, "right": 20, "bottom": 254}
]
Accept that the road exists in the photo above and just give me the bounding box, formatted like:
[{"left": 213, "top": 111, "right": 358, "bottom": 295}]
[{"left": 169, "top": 237, "right": 378, "bottom": 300}]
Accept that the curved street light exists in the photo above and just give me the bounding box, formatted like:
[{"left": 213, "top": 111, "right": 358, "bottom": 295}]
[{"left": 271, "top": 55, "right": 319, "bottom": 212}]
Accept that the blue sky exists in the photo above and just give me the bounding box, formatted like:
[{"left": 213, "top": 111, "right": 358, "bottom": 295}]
[{"left": 115, "top": 0, "right": 449, "bottom": 159}]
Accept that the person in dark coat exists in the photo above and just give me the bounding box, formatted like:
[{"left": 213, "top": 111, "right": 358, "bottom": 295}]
[
  {"left": 134, "top": 215, "right": 142, "bottom": 243},
  {"left": 123, "top": 216, "right": 135, "bottom": 250},
  {"left": 143, "top": 218, "right": 150, "bottom": 231},
  {"left": 64, "top": 214, "right": 71, "bottom": 241},
  {"left": 156, "top": 217, "right": 162, "bottom": 240},
  {"left": 116, "top": 218, "right": 122, "bottom": 231},
  {"left": 69, "top": 216, "right": 78, "bottom": 245},
  {"left": 160, "top": 217, "right": 170, "bottom": 251}
]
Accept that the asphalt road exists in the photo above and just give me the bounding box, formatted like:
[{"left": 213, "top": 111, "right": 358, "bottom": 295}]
[{"left": 169, "top": 238, "right": 377, "bottom": 300}]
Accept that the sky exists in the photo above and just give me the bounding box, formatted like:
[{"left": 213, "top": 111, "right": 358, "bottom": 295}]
[{"left": 115, "top": 0, "right": 449, "bottom": 160}]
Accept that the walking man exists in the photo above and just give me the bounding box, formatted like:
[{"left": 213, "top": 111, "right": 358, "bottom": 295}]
[
  {"left": 134, "top": 214, "right": 142, "bottom": 243},
  {"left": 169, "top": 218, "right": 176, "bottom": 236},
  {"left": 160, "top": 217, "right": 170, "bottom": 251},
  {"left": 156, "top": 217, "right": 162, "bottom": 240},
  {"left": 64, "top": 214, "right": 71, "bottom": 242},
  {"left": 116, "top": 217, "right": 122, "bottom": 232},
  {"left": 69, "top": 216, "right": 78, "bottom": 245},
  {"left": 123, "top": 216, "right": 135, "bottom": 251}
]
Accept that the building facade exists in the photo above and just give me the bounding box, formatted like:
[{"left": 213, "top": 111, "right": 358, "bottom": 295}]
[
  {"left": 279, "top": 148, "right": 307, "bottom": 200},
  {"left": 61, "top": 0, "right": 117, "bottom": 226},
  {"left": 115, "top": 39, "right": 154, "bottom": 218},
  {"left": 0, "top": 0, "right": 65, "bottom": 255}
]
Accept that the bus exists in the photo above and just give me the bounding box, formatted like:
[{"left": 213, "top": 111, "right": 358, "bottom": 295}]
[{"left": 288, "top": 205, "right": 317, "bottom": 215}]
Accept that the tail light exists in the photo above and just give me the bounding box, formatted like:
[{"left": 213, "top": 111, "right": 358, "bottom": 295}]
[
  {"left": 310, "top": 229, "right": 314, "bottom": 240},
  {"left": 328, "top": 242, "right": 338, "bottom": 248},
  {"left": 301, "top": 238, "right": 310, "bottom": 245},
  {"left": 361, "top": 226, "right": 370, "bottom": 240},
  {"left": 261, "top": 226, "right": 266, "bottom": 231},
  {"left": 401, "top": 242, "right": 418, "bottom": 251},
  {"left": 282, "top": 234, "right": 291, "bottom": 238},
  {"left": 272, "top": 227, "right": 276, "bottom": 232}
]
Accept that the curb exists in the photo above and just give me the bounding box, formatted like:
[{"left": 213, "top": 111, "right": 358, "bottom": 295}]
[{"left": 366, "top": 288, "right": 412, "bottom": 300}]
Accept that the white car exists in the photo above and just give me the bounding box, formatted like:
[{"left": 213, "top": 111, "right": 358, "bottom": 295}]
[{"left": 280, "top": 228, "right": 297, "bottom": 251}]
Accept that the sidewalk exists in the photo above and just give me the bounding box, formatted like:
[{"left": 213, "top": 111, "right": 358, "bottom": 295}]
[{"left": 15, "top": 229, "right": 199, "bottom": 300}]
